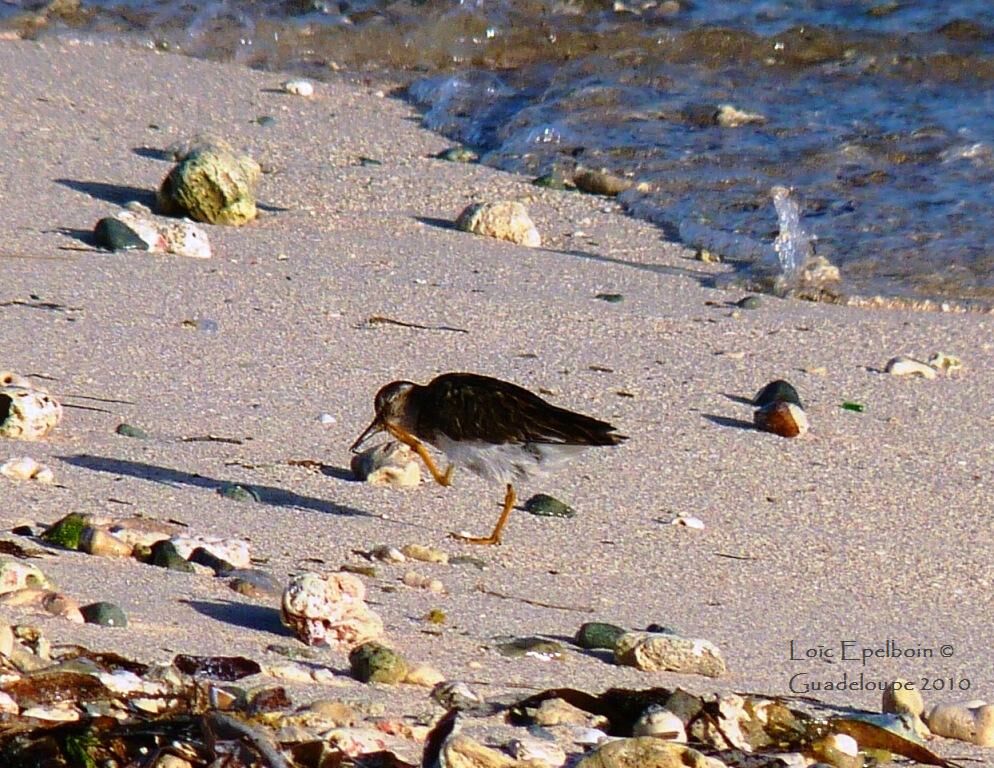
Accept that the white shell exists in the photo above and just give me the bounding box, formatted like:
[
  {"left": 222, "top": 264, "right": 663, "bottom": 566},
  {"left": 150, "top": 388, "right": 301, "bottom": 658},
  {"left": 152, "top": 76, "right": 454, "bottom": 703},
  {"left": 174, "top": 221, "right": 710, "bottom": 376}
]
[
  {"left": 671, "top": 514, "right": 705, "bottom": 530},
  {"left": 885, "top": 356, "right": 937, "bottom": 379}
]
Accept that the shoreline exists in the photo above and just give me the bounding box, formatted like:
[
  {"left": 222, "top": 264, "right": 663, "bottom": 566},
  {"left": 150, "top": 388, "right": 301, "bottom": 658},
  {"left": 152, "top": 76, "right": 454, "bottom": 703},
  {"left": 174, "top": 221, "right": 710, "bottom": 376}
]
[{"left": 0, "top": 37, "right": 992, "bottom": 763}]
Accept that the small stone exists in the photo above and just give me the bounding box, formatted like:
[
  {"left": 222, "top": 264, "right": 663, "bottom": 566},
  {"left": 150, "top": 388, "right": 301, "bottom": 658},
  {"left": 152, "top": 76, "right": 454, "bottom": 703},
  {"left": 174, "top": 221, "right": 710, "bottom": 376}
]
[
  {"left": 115, "top": 422, "right": 148, "bottom": 438},
  {"left": 926, "top": 701, "right": 994, "bottom": 746},
  {"left": 349, "top": 641, "right": 408, "bottom": 684},
  {"left": 265, "top": 662, "right": 315, "bottom": 684},
  {"left": 716, "top": 104, "right": 766, "bottom": 127},
  {"left": 696, "top": 249, "right": 721, "bottom": 263},
  {"left": 577, "top": 737, "right": 723, "bottom": 768},
  {"left": 157, "top": 146, "right": 259, "bottom": 226},
  {"left": 882, "top": 679, "right": 924, "bottom": 718},
  {"left": 81, "top": 601, "right": 128, "bottom": 627},
  {"left": 94, "top": 217, "right": 150, "bottom": 250},
  {"left": 171, "top": 536, "right": 250, "bottom": 569},
  {"left": 41, "top": 513, "right": 89, "bottom": 550},
  {"left": 404, "top": 663, "right": 445, "bottom": 687},
  {"left": 0, "top": 380, "right": 62, "bottom": 441},
  {"left": 350, "top": 442, "right": 421, "bottom": 488},
  {"left": 79, "top": 527, "right": 133, "bottom": 558},
  {"left": 281, "top": 571, "right": 383, "bottom": 647},
  {"left": 450, "top": 555, "right": 487, "bottom": 570},
  {"left": 370, "top": 545, "right": 406, "bottom": 563},
  {"left": 282, "top": 78, "right": 314, "bottom": 96},
  {"left": 508, "top": 737, "right": 567, "bottom": 767},
  {"left": 533, "top": 697, "right": 609, "bottom": 728},
  {"left": 736, "top": 295, "right": 762, "bottom": 310},
  {"left": 523, "top": 494, "right": 576, "bottom": 519},
  {"left": 572, "top": 167, "right": 634, "bottom": 196},
  {"left": 150, "top": 540, "right": 196, "bottom": 573},
  {"left": 497, "top": 637, "right": 564, "bottom": 660},
  {"left": 401, "top": 571, "right": 445, "bottom": 593},
  {"left": 533, "top": 170, "right": 577, "bottom": 190},
  {"left": 437, "top": 147, "right": 478, "bottom": 163},
  {"left": 455, "top": 201, "right": 541, "bottom": 248},
  {"left": 432, "top": 680, "right": 485, "bottom": 710},
  {"left": 753, "top": 379, "right": 802, "bottom": 409},
  {"left": 615, "top": 631, "right": 726, "bottom": 677},
  {"left": 401, "top": 544, "right": 448, "bottom": 564},
  {"left": 40, "top": 592, "right": 84, "bottom": 623},
  {"left": 595, "top": 293, "right": 624, "bottom": 303},
  {"left": 633, "top": 706, "right": 687, "bottom": 741},
  {"left": 218, "top": 483, "right": 260, "bottom": 502},
  {"left": 0, "top": 457, "right": 53, "bottom": 483},
  {"left": 576, "top": 622, "right": 627, "bottom": 650},
  {"left": 228, "top": 569, "right": 282, "bottom": 599},
  {"left": 188, "top": 547, "right": 235, "bottom": 575},
  {"left": 754, "top": 402, "right": 809, "bottom": 438},
  {"left": 341, "top": 563, "right": 378, "bottom": 578},
  {"left": 885, "top": 356, "right": 937, "bottom": 379}
]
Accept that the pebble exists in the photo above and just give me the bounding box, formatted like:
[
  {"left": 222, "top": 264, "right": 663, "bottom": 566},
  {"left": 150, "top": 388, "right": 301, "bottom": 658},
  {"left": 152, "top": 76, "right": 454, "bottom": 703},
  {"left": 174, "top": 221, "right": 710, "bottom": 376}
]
[
  {"left": 307, "top": 699, "right": 359, "bottom": 727},
  {"left": 150, "top": 540, "right": 196, "bottom": 573},
  {"left": 575, "top": 622, "right": 627, "bottom": 650},
  {"left": 436, "top": 146, "right": 479, "bottom": 163},
  {"left": 508, "top": 737, "right": 567, "bottom": 766},
  {"left": 170, "top": 535, "right": 250, "bottom": 569},
  {"left": 925, "top": 701, "right": 994, "bottom": 746},
  {"left": 716, "top": 103, "right": 766, "bottom": 127},
  {"left": 282, "top": 78, "right": 314, "bottom": 96},
  {"left": 614, "top": 631, "right": 727, "bottom": 677},
  {"left": 280, "top": 571, "right": 383, "bottom": 647},
  {"left": 94, "top": 208, "right": 211, "bottom": 258},
  {"left": 41, "top": 513, "right": 90, "bottom": 550},
  {"left": 0, "top": 559, "right": 51, "bottom": 594},
  {"left": 227, "top": 569, "right": 282, "bottom": 599},
  {"left": 157, "top": 144, "right": 259, "bottom": 226},
  {"left": 0, "top": 376, "right": 63, "bottom": 441},
  {"left": 885, "top": 356, "right": 937, "bottom": 379},
  {"left": 523, "top": 494, "right": 576, "bottom": 518},
  {"left": 882, "top": 679, "right": 924, "bottom": 718},
  {"left": 432, "top": 680, "right": 485, "bottom": 710},
  {"left": 441, "top": 734, "right": 534, "bottom": 768},
  {"left": 736, "top": 295, "right": 762, "bottom": 309},
  {"left": 350, "top": 442, "right": 421, "bottom": 488},
  {"left": 754, "top": 401, "right": 809, "bottom": 438},
  {"left": 401, "top": 543, "right": 448, "bottom": 564},
  {"left": 349, "top": 641, "right": 408, "bottom": 684},
  {"left": 318, "top": 412, "right": 337, "bottom": 424},
  {"left": 595, "top": 293, "right": 624, "bottom": 303},
  {"left": 572, "top": 167, "right": 634, "bottom": 196},
  {"left": 81, "top": 601, "right": 128, "bottom": 627},
  {"left": 115, "top": 422, "right": 149, "bottom": 438},
  {"left": 670, "top": 514, "right": 705, "bottom": 529},
  {"left": 0, "top": 457, "right": 53, "bottom": 483},
  {"left": 401, "top": 570, "right": 445, "bottom": 594},
  {"left": 80, "top": 527, "right": 133, "bottom": 558},
  {"left": 455, "top": 200, "right": 542, "bottom": 248}
]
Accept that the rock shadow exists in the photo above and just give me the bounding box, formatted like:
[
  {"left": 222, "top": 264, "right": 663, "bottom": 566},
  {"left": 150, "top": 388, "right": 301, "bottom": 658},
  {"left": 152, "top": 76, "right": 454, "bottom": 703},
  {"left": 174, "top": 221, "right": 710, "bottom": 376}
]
[
  {"left": 55, "top": 179, "right": 156, "bottom": 207},
  {"left": 183, "top": 599, "right": 286, "bottom": 636},
  {"left": 59, "top": 454, "right": 372, "bottom": 517}
]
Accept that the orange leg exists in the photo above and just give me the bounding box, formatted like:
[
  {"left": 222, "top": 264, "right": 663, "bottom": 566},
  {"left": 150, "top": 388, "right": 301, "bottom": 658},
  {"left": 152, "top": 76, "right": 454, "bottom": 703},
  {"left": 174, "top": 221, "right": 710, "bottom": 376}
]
[
  {"left": 451, "top": 483, "right": 516, "bottom": 546},
  {"left": 385, "top": 423, "right": 453, "bottom": 487}
]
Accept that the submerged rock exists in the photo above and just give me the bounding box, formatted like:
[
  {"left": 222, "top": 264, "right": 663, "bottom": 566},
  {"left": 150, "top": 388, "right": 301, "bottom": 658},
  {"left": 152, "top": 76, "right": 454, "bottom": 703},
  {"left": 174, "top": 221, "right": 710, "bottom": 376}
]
[{"left": 455, "top": 201, "right": 541, "bottom": 248}]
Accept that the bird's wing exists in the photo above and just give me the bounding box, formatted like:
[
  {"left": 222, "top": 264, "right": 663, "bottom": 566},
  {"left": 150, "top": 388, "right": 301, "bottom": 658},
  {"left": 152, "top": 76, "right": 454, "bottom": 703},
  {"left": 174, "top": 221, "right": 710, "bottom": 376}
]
[{"left": 417, "top": 373, "right": 625, "bottom": 446}]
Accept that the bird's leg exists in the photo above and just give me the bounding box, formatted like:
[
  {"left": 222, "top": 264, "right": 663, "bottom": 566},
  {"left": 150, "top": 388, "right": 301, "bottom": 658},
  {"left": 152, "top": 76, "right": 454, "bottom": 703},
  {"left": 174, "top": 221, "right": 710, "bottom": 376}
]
[
  {"left": 451, "top": 483, "right": 516, "bottom": 546},
  {"left": 384, "top": 423, "right": 454, "bottom": 487}
]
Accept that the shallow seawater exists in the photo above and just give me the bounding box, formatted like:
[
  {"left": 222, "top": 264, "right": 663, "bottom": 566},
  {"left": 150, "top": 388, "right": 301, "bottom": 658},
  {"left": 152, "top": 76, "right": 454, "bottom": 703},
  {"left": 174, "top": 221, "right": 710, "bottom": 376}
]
[{"left": 6, "top": 0, "right": 994, "bottom": 304}]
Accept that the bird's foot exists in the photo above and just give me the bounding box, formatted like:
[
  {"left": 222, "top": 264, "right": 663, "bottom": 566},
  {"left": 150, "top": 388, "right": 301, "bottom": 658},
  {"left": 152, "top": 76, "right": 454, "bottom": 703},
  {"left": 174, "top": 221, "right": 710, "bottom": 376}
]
[{"left": 449, "top": 530, "right": 501, "bottom": 546}]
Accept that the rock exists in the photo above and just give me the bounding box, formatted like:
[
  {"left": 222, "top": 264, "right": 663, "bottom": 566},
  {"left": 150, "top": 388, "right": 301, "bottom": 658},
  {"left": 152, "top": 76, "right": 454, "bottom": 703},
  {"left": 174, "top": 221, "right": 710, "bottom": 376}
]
[
  {"left": 0, "top": 376, "right": 62, "bottom": 441},
  {"left": 633, "top": 706, "right": 687, "bottom": 741},
  {"left": 753, "top": 379, "right": 802, "bottom": 409},
  {"left": 925, "top": 701, "right": 994, "bottom": 746},
  {"left": 157, "top": 146, "right": 259, "bottom": 226},
  {"left": 350, "top": 441, "right": 421, "bottom": 488},
  {"left": 884, "top": 356, "right": 937, "bottom": 379},
  {"left": 882, "top": 679, "right": 924, "bottom": 718},
  {"left": 533, "top": 697, "right": 608, "bottom": 729},
  {"left": 455, "top": 201, "right": 541, "bottom": 248},
  {"left": 508, "top": 737, "right": 567, "bottom": 767},
  {"left": 0, "top": 560, "right": 51, "bottom": 594},
  {"left": 573, "top": 167, "right": 634, "bottom": 196},
  {"left": 0, "top": 457, "right": 53, "bottom": 483},
  {"left": 754, "top": 402, "right": 809, "bottom": 438},
  {"left": 614, "top": 631, "right": 726, "bottom": 677},
  {"left": 349, "top": 641, "right": 408, "bottom": 684},
  {"left": 576, "top": 622, "right": 627, "bottom": 650},
  {"left": 437, "top": 147, "right": 479, "bottom": 163},
  {"left": 150, "top": 540, "right": 196, "bottom": 573},
  {"left": 401, "top": 543, "right": 448, "bottom": 564},
  {"left": 227, "top": 569, "right": 282, "bottom": 599},
  {"left": 166, "top": 133, "right": 235, "bottom": 161},
  {"left": 432, "top": 680, "right": 486, "bottom": 710},
  {"left": 280, "top": 571, "right": 383, "bottom": 647},
  {"left": 523, "top": 494, "right": 576, "bottom": 518},
  {"left": 81, "top": 601, "right": 127, "bottom": 627},
  {"left": 405, "top": 663, "right": 445, "bottom": 687},
  {"left": 94, "top": 208, "right": 211, "bottom": 258},
  {"left": 170, "top": 535, "right": 250, "bottom": 569},
  {"left": 115, "top": 422, "right": 149, "bottom": 438},
  {"left": 441, "top": 734, "right": 535, "bottom": 768},
  {"left": 41, "top": 513, "right": 89, "bottom": 550},
  {"left": 79, "top": 527, "right": 133, "bottom": 558},
  {"left": 282, "top": 78, "right": 314, "bottom": 96},
  {"left": 577, "top": 738, "right": 723, "bottom": 768},
  {"left": 716, "top": 104, "right": 766, "bottom": 127}
]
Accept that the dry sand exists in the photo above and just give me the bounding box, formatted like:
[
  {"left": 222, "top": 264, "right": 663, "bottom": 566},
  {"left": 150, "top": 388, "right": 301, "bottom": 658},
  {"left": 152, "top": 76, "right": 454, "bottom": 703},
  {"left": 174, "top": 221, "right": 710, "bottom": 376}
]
[{"left": 1, "top": 38, "right": 992, "bottom": 757}]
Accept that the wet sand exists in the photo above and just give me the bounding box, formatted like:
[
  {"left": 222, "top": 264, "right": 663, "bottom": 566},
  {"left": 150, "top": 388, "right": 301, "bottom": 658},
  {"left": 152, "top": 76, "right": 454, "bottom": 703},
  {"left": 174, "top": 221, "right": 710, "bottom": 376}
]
[{"left": 0, "top": 38, "right": 992, "bottom": 757}]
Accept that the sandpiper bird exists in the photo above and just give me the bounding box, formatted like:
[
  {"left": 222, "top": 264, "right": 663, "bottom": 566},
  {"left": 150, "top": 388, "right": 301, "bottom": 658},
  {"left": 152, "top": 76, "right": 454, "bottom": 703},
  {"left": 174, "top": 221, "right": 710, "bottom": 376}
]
[{"left": 350, "top": 372, "right": 626, "bottom": 545}]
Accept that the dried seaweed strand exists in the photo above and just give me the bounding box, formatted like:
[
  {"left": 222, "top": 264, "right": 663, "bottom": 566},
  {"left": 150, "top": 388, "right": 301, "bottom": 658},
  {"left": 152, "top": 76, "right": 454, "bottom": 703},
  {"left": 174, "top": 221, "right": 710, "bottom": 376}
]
[
  {"left": 475, "top": 584, "right": 594, "bottom": 613},
  {"left": 366, "top": 315, "right": 469, "bottom": 334}
]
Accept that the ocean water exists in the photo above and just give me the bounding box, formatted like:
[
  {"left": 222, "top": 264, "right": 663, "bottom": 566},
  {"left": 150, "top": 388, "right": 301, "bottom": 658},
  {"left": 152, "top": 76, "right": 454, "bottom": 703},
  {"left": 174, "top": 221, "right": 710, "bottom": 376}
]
[{"left": 6, "top": 0, "right": 994, "bottom": 305}]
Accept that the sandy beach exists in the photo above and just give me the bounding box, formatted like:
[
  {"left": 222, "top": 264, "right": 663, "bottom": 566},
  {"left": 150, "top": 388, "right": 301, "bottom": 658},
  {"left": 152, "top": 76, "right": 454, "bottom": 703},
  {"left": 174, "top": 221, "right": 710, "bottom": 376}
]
[{"left": 1, "top": 37, "right": 992, "bottom": 762}]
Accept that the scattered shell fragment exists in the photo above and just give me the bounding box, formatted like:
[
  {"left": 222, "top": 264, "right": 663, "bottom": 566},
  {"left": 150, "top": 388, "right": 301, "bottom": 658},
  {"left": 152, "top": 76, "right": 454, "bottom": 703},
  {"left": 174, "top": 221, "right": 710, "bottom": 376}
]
[
  {"left": 401, "top": 570, "right": 445, "bottom": 593},
  {"left": 455, "top": 201, "right": 541, "bottom": 247},
  {"left": 282, "top": 78, "right": 314, "bottom": 96},
  {"left": 401, "top": 543, "right": 448, "bottom": 564},
  {"left": 350, "top": 441, "right": 421, "bottom": 488},
  {"left": 280, "top": 571, "right": 383, "bottom": 647},
  {"left": 157, "top": 144, "right": 259, "bottom": 226},
  {"left": 614, "top": 631, "right": 727, "bottom": 677},
  {"left": 94, "top": 208, "right": 211, "bottom": 258},
  {"left": 925, "top": 701, "right": 994, "bottom": 746},
  {"left": 885, "top": 356, "right": 937, "bottom": 379},
  {"left": 754, "top": 401, "right": 809, "bottom": 438},
  {"left": 1, "top": 457, "right": 53, "bottom": 483},
  {"left": 0, "top": 377, "right": 62, "bottom": 441}
]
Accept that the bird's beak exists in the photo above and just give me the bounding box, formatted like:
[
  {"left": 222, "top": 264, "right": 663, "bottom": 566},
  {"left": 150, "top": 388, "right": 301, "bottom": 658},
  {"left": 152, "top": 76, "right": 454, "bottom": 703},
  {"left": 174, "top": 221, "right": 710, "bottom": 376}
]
[{"left": 350, "top": 415, "right": 384, "bottom": 453}]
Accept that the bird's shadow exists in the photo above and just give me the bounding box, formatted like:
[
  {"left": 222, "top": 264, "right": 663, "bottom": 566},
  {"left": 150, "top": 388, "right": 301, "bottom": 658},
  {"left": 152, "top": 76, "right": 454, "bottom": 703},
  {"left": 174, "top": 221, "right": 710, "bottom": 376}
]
[
  {"left": 59, "top": 454, "right": 372, "bottom": 517},
  {"left": 702, "top": 414, "right": 756, "bottom": 431},
  {"left": 56, "top": 179, "right": 157, "bottom": 207},
  {"left": 722, "top": 393, "right": 755, "bottom": 406},
  {"left": 182, "top": 599, "right": 287, "bottom": 636}
]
